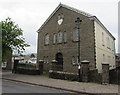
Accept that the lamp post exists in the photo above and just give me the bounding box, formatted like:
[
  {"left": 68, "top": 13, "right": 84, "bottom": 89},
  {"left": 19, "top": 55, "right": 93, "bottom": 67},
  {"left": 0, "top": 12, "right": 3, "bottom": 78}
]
[{"left": 75, "top": 17, "right": 82, "bottom": 82}]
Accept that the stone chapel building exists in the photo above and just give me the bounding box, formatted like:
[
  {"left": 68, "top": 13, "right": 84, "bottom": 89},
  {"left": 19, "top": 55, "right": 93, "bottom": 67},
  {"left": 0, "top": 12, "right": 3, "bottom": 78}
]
[{"left": 37, "top": 3, "right": 116, "bottom": 75}]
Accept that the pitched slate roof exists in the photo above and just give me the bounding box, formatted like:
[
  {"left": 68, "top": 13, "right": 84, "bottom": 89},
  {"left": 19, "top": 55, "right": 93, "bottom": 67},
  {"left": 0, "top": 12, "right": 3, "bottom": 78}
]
[{"left": 37, "top": 3, "right": 115, "bottom": 40}]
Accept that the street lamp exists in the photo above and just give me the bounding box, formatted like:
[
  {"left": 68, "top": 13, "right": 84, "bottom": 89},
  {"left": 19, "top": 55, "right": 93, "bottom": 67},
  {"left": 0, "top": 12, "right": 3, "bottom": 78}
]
[{"left": 75, "top": 17, "right": 82, "bottom": 82}]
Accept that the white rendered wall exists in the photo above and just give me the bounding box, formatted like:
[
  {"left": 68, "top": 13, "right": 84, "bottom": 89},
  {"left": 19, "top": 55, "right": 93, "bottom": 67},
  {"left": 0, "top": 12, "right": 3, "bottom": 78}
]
[{"left": 94, "top": 21, "right": 115, "bottom": 73}]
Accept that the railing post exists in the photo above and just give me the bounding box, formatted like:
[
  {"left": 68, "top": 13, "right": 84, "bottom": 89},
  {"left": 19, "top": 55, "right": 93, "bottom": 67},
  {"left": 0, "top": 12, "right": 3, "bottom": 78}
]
[
  {"left": 39, "top": 60, "right": 44, "bottom": 74},
  {"left": 51, "top": 60, "right": 58, "bottom": 71},
  {"left": 102, "top": 62, "right": 109, "bottom": 84},
  {"left": 81, "top": 60, "right": 90, "bottom": 82}
]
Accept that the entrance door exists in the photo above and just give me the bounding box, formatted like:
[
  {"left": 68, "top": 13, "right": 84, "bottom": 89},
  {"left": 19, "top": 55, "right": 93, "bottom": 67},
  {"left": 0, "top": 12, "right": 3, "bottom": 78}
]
[{"left": 55, "top": 53, "right": 63, "bottom": 70}]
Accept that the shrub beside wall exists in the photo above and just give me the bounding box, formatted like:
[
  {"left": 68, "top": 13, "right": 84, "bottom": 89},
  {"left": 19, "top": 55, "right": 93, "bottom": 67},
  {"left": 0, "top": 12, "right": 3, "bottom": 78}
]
[{"left": 49, "top": 70, "right": 78, "bottom": 81}]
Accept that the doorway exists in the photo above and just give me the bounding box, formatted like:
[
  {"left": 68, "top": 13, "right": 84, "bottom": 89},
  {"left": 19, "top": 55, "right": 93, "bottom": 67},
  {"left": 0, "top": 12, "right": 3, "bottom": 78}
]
[{"left": 55, "top": 53, "right": 63, "bottom": 71}]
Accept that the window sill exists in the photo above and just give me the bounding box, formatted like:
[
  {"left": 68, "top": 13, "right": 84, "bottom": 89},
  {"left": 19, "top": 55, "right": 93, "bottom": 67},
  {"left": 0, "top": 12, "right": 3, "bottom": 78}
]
[
  {"left": 64, "top": 42, "right": 67, "bottom": 44},
  {"left": 72, "top": 40, "right": 79, "bottom": 43},
  {"left": 44, "top": 44, "right": 49, "bottom": 46},
  {"left": 57, "top": 42, "right": 63, "bottom": 44},
  {"left": 102, "top": 44, "right": 105, "bottom": 46}
]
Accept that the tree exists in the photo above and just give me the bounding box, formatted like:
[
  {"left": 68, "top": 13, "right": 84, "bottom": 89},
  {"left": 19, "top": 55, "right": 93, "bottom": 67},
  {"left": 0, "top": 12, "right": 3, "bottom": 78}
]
[
  {"left": 30, "top": 53, "right": 35, "bottom": 58},
  {"left": 1, "top": 17, "right": 30, "bottom": 62}
]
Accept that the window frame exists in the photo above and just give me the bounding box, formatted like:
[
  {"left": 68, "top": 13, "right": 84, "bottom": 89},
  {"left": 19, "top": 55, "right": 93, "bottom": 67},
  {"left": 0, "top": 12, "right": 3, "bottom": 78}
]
[
  {"left": 72, "top": 28, "right": 79, "bottom": 42},
  {"left": 57, "top": 31, "right": 63, "bottom": 43},
  {"left": 44, "top": 33, "right": 49, "bottom": 45},
  {"left": 63, "top": 31, "right": 67, "bottom": 43},
  {"left": 53, "top": 33, "right": 56, "bottom": 44}
]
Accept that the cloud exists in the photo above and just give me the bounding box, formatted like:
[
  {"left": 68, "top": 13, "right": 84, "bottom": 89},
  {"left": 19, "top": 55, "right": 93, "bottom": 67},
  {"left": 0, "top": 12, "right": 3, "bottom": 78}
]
[{"left": 0, "top": 0, "right": 118, "bottom": 54}]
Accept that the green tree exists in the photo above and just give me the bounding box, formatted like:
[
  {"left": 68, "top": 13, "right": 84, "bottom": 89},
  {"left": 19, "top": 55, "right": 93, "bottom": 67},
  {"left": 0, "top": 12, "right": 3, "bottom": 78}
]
[
  {"left": 30, "top": 53, "right": 35, "bottom": 58},
  {"left": 1, "top": 17, "right": 30, "bottom": 61}
]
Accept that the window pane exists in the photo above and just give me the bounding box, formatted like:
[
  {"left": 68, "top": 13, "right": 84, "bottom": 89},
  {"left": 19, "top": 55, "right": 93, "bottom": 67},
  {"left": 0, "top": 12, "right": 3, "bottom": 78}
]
[
  {"left": 58, "top": 32, "right": 62, "bottom": 43},
  {"left": 45, "top": 34, "right": 49, "bottom": 45},
  {"left": 102, "top": 32, "right": 104, "bottom": 45},
  {"left": 53, "top": 33, "right": 56, "bottom": 44},
  {"left": 73, "top": 29, "right": 79, "bottom": 41},
  {"left": 46, "top": 56, "right": 49, "bottom": 63},
  {"left": 72, "top": 56, "right": 76, "bottom": 65}
]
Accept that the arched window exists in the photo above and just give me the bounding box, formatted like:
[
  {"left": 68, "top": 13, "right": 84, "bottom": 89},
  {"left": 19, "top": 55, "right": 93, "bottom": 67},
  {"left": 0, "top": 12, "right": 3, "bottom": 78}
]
[
  {"left": 72, "top": 56, "right": 76, "bottom": 65},
  {"left": 44, "top": 33, "right": 49, "bottom": 45},
  {"left": 46, "top": 56, "right": 49, "bottom": 64},
  {"left": 53, "top": 33, "right": 56, "bottom": 44},
  {"left": 58, "top": 31, "right": 62, "bottom": 43}
]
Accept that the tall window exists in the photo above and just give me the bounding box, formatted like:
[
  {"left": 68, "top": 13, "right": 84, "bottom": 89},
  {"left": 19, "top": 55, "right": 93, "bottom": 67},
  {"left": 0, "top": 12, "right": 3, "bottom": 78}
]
[
  {"left": 43, "top": 56, "right": 46, "bottom": 63},
  {"left": 64, "top": 31, "right": 67, "bottom": 43},
  {"left": 107, "top": 56, "right": 110, "bottom": 62},
  {"left": 44, "top": 33, "right": 49, "bottom": 45},
  {"left": 103, "top": 54, "right": 105, "bottom": 62},
  {"left": 73, "top": 28, "right": 79, "bottom": 41},
  {"left": 58, "top": 31, "right": 62, "bottom": 43},
  {"left": 102, "top": 32, "right": 104, "bottom": 46},
  {"left": 72, "top": 56, "right": 76, "bottom": 65},
  {"left": 46, "top": 56, "right": 49, "bottom": 64},
  {"left": 53, "top": 33, "right": 56, "bottom": 44},
  {"left": 43, "top": 56, "right": 49, "bottom": 64},
  {"left": 112, "top": 40, "right": 115, "bottom": 51},
  {"left": 107, "top": 37, "right": 110, "bottom": 49}
]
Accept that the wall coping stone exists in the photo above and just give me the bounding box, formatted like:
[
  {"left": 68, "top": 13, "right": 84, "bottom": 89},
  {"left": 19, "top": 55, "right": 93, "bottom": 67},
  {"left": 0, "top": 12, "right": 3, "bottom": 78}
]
[
  {"left": 101, "top": 62, "right": 109, "bottom": 65},
  {"left": 81, "top": 60, "right": 90, "bottom": 64}
]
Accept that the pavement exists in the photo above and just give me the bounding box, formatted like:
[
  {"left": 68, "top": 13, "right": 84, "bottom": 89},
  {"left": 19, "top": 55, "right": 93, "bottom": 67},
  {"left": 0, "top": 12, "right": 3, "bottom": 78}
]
[{"left": 1, "top": 71, "right": 119, "bottom": 95}]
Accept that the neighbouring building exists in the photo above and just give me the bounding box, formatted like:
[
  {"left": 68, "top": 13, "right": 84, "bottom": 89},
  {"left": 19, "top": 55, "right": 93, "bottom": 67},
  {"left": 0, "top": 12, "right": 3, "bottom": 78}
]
[
  {"left": 37, "top": 3, "right": 116, "bottom": 75},
  {"left": 116, "top": 53, "right": 120, "bottom": 67}
]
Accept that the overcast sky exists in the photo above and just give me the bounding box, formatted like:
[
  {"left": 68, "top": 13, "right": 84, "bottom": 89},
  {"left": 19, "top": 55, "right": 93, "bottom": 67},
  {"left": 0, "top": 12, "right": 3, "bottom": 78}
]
[{"left": 0, "top": 0, "right": 119, "bottom": 54}]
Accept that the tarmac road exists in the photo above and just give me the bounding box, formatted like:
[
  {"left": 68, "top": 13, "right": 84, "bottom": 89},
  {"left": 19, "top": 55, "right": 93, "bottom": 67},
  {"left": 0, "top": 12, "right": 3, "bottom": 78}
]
[
  {"left": 2, "top": 79, "right": 68, "bottom": 93},
  {"left": 2, "top": 79, "right": 84, "bottom": 95}
]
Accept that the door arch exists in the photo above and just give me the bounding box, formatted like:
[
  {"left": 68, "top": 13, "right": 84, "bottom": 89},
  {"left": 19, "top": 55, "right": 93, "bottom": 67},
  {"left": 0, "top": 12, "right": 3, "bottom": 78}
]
[{"left": 55, "top": 53, "right": 63, "bottom": 70}]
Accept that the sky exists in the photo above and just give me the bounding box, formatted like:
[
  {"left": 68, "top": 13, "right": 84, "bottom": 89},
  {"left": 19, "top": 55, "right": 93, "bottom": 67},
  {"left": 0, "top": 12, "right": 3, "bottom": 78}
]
[{"left": 0, "top": 0, "right": 119, "bottom": 54}]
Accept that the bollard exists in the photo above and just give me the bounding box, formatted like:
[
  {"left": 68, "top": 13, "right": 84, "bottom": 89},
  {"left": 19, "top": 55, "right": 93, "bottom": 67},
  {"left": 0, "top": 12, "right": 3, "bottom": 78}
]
[
  {"left": 102, "top": 62, "right": 109, "bottom": 84},
  {"left": 81, "top": 60, "right": 90, "bottom": 82}
]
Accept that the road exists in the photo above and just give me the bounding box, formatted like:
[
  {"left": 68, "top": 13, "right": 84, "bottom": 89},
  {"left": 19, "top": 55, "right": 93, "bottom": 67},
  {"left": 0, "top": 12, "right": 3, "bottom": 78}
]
[{"left": 2, "top": 79, "right": 81, "bottom": 94}]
